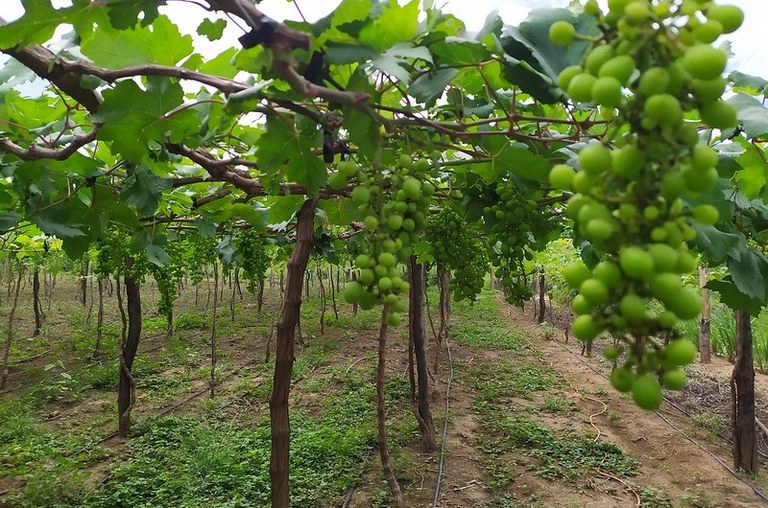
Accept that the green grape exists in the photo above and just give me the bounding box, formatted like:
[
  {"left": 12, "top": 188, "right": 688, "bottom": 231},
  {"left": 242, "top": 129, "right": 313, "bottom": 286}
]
[
  {"left": 638, "top": 67, "right": 670, "bottom": 96},
  {"left": 619, "top": 294, "right": 646, "bottom": 321},
  {"left": 665, "top": 339, "right": 697, "bottom": 366},
  {"left": 619, "top": 247, "right": 654, "bottom": 279},
  {"left": 662, "top": 369, "right": 687, "bottom": 390},
  {"left": 632, "top": 374, "right": 662, "bottom": 410},
  {"left": 568, "top": 73, "right": 597, "bottom": 102},
  {"left": 699, "top": 99, "right": 737, "bottom": 129},
  {"left": 705, "top": 4, "right": 744, "bottom": 33},
  {"left": 549, "top": 164, "right": 575, "bottom": 190},
  {"left": 610, "top": 367, "right": 634, "bottom": 392},
  {"left": 597, "top": 55, "right": 636, "bottom": 84},
  {"left": 558, "top": 65, "right": 583, "bottom": 91},
  {"left": 549, "top": 20, "right": 576, "bottom": 46},
  {"left": 693, "top": 204, "right": 720, "bottom": 225},
  {"left": 579, "top": 143, "right": 612, "bottom": 175},
  {"left": 643, "top": 94, "right": 683, "bottom": 127},
  {"left": 682, "top": 44, "right": 727, "bottom": 79},
  {"left": 573, "top": 314, "right": 602, "bottom": 341}
]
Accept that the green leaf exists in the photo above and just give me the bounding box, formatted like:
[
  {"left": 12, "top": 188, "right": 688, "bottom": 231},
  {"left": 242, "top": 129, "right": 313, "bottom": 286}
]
[
  {"left": 729, "top": 71, "right": 768, "bottom": 94},
  {"left": 408, "top": 68, "right": 459, "bottom": 107},
  {"left": 194, "top": 217, "right": 217, "bottom": 238},
  {"left": 81, "top": 15, "right": 193, "bottom": 68},
  {"left": 231, "top": 203, "right": 267, "bottom": 229},
  {"left": 35, "top": 203, "right": 86, "bottom": 239},
  {"left": 430, "top": 37, "right": 490, "bottom": 66},
  {"left": 0, "top": 212, "right": 22, "bottom": 232},
  {"left": 146, "top": 242, "right": 170, "bottom": 267},
  {"left": 332, "top": 0, "right": 373, "bottom": 27},
  {"left": 727, "top": 93, "right": 768, "bottom": 139},
  {"left": 0, "top": 0, "right": 60, "bottom": 49},
  {"left": 692, "top": 224, "right": 741, "bottom": 265},
  {"left": 358, "top": 0, "right": 419, "bottom": 52},
  {"left": 197, "top": 18, "right": 226, "bottom": 41},
  {"left": 324, "top": 42, "right": 380, "bottom": 64},
  {"left": 106, "top": 0, "right": 164, "bottom": 30},
  {"left": 94, "top": 78, "right": 196, "bottom": 162},
  {"left": 121, "top": 166, "right": 169, "bottom": 218},
  {"left": 728, "top": 247, "right": 768, "bottom": 301},
  {"left": 499, "top": 9, "right": 598, "bottom": 103},
  {"left": 268, "top": 196, "right": 305, "bottom": 224},
  {"left": 707, "top": 278, "right": 764, "bottom": 314},
  {"left": 255, "top": 117, "right": 326, "bottom": 194}
]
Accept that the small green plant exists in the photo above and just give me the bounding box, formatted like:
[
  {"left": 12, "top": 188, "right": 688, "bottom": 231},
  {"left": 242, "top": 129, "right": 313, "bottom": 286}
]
[
  {"left": 691, "top": 411, "right": 727, "bottom": 436},
  {"left": 539, "top": 321, "right": 555, "bottom": 340},
  {"left": 607, "top": 411, "right": 621, "bottom": 425},
  {"left": 638, "top": 487, "right": 673, "bottom": 508},
  {"left": 174, "top": 313, "right": 207, "bottom": 330},
  {"left": 543, "top": 395, "right": 569, "bottom": 413}
]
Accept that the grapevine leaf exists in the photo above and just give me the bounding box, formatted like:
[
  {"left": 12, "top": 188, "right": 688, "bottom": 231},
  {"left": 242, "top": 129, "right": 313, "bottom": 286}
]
[
  {"left": 729, "top": 71, "right": 768, "bottom": 94},
  {"left": 81, "top": 15, "right": 193, "bottom": 68},
  {"left": 430, "top": 37, "right": 490, "bottom": 66},
  {"left": 332, "top": 0, "right": 373, "bottom": 27},
  {"left": 706, "top": 278, "right": 764, "bottom": 315},
  {"left": 94, "top": 78, "right": 192, "bottom": 162},
  {"left": 217, "top": 235, "right": 236, "bottom": 265},
  {"left": 341, "top": 68, "right": 379, "bottom": 160},
  {"left": 0, "top": 212, "right": 22, "bottom": 232},
  {"left": 231, "top": 203, "right": 267, "bottom": 230},
  {"left": 324, "top": 42, "right": 380, "bottom": 64},
  {"left": 0, "top": 0, "right": 60, "bottom": 49},
  {"left": 408, "top": 68, "right": 459, "bottom": 107},
  {"left": 499, "top": 9, "right": 598, "bottom": 103},
  {"left": 146, "top": 242, "right": 170, "bottom": 267},
  {"left": 106, "top": 0, "right": 164, "bottom": 30},
  {"left": 727, "top": 246, "right": 768, "bottom": 301},
  {"left": 268, "top": 196, "right": 305, "bottom": 224},
  {"left": 727, "top": 93, "right": 768, "bottom": 139},
  {"left": 692, "top": 224, "right": 741, "bottom": 265},
  {"left": 255, "top": 117, "right": 326, "bottom": 194},
  {"left": 358, "top": 0, "right": 419, "bottom": 52},
  {"left": 121, "top": 166, "right": 169, "bottom": 218},
  {"left": 35, "top": 204, "right": 86, "bottom": 239},
  {"left": 197, "top": 18, "right": 227, "bottom": 41},
  {"left": 194, "top": 218, "right": 217, "bottom": 238}
]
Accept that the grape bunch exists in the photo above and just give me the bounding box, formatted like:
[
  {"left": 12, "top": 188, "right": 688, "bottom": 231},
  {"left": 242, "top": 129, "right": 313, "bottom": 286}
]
[
  {"left": 235, "top": 228, "right": 270, "bottom": 294},
  {"left": 151, "top": 238, "right": 186, "bottom": 316},
  {"left": 481, "top": 182, "right": 553, "bottom": 305},
  {"left": 95, "top": 228, "right": 150, "bottom": 282},
  {"left": 426, "top": 207, "right": 487, "bottom": 301},
  {"left": 342, "top": 154, "right": 435, "bottom": 324},
  {"left": 548, "top": 0, "right": 742, "bottom": 409},
  {"left": 185, "top": 236, "right": 217, "bottom": 285}
]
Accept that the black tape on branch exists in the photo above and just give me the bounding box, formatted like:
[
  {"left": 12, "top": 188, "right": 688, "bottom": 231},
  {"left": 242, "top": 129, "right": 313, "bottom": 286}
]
[{"left": 238, "top": 18, "right": 277, "bottom": 48}]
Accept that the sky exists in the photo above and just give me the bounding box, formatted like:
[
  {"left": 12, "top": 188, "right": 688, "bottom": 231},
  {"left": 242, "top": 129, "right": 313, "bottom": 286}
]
[{"left": 3, "top": 0, "right": 767, "bottom": 79}]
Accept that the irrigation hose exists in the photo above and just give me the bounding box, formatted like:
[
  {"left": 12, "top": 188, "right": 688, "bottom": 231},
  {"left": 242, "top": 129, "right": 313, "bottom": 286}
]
[{"left": 431, "top": 327, "right": 454, "bottom": 507}]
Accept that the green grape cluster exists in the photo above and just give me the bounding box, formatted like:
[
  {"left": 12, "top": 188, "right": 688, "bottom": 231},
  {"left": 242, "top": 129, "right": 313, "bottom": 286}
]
[
  {"left": 549, "top": 0, "right": 743, "bottom": 409},
  {"left": 186, "top": 236, "right": 217, "bottom": 285},
  {"left": 426, "top": 207, "right": 487, "bottom": 301},
  {"left": 151, "top": 239, "right": 186, "bottom": 316},
  {"left": 235, "top": 228, "right": 270, "bottom": 293},
  {"left": 342, "top": 154, "right": 435, "bottom": 324},
  {"left": 95, "top": 228, "right": 149, "bottom": 282},
  {"left": 481, "top": 182, "right": 552, "bottom": 305}
]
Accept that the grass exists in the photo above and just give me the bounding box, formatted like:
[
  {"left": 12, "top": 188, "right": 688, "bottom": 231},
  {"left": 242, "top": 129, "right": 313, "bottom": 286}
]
[
  {"left": 450, "top": 293, "right": 534, "bottom": 354},
  {"left": 450, "top": 288, "right": 639, "bottom": 492}
]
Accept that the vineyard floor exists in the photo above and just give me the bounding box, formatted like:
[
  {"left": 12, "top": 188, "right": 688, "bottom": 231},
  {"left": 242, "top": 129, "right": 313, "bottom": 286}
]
[{"left": 1, "top": 277, "right": 767, "bottom": 507}]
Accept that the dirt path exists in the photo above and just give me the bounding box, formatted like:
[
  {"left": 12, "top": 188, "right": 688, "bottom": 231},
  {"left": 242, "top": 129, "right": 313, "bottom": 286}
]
[{"left": 362, "top": 296, "right": 768, "bottom": 507}]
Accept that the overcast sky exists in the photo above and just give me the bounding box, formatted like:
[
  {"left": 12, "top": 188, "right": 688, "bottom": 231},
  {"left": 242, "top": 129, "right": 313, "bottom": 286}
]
[{"left": 4, "top": 0, "right": 766, "bottom": 79}]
